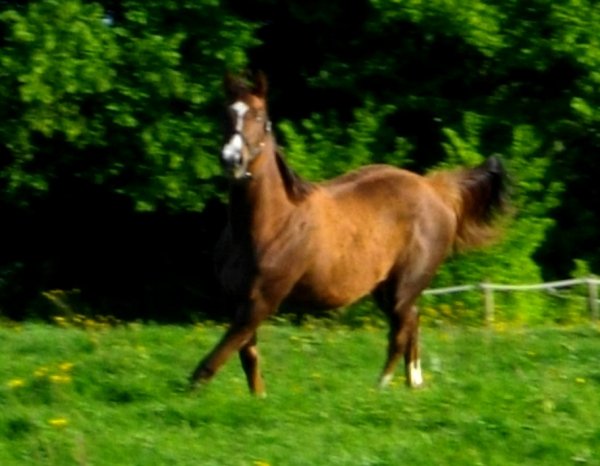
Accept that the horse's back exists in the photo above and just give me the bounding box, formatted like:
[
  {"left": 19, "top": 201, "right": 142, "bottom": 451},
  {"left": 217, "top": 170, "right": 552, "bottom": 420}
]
[
  {"left": 289, "top": 164, "right": 455, "bottom": 308},
  {"left": 318, "top": 164, "right": 448, "bottom": 222},
  {"left": 320, "top": 164, "right": 421, "bottom": 194}
]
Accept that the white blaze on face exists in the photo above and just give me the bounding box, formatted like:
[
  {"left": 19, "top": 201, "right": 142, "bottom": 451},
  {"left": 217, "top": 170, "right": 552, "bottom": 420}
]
[
  {"left": 222, "top": 101, "right": 248, "bottom": 165},
  {"left": 231, "top": 101, "right": 248, "bottom": 131}
]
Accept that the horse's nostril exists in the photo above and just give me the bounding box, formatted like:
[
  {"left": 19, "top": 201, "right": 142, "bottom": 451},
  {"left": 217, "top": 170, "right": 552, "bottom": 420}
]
[
  {"left": 221, "top": 152, "right": 237, "bottom": 167},
  {"left": 222, "top": 134, "right": 244, "bottom": 166}
]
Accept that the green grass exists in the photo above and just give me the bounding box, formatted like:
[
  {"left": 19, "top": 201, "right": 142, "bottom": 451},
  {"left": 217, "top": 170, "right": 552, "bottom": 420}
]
[{"left": 1, "top": 320, "right": 599, "bottom": 465}]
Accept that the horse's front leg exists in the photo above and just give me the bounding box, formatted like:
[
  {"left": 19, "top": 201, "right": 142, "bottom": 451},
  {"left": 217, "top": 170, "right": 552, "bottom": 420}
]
[
  {"left": 239, "top": 332, "right": 265, "bottom": 396},
  {"left": 190, "top": 299, "right": 270, "bottom": 395}
]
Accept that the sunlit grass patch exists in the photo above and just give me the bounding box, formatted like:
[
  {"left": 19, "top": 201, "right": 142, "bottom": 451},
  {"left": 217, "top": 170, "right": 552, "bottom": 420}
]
[{"left": 0, "top": 322, "right": 598, "bottom": 465}]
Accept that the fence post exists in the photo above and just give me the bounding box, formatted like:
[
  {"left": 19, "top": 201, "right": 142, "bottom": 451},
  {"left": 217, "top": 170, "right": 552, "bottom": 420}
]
[
  {"left": 482, "top": 282, "right": 494, "bottom": 326},
  {"left": 587, "top": 277, "right": 598, "bottom": 322}
]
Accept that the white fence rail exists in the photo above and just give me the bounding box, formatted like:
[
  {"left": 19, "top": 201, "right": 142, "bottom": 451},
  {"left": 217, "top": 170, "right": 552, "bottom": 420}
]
[{"left": 423, "top": 277, "right": 600, "bottom": 324}]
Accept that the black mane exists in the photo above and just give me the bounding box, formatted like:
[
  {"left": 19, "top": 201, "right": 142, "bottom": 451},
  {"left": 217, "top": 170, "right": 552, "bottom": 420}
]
[{"left": 274, "top": 149, "right": 314, "bottom": 203}]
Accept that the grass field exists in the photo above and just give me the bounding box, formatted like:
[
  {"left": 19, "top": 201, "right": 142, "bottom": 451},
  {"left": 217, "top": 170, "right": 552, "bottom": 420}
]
[{"left": 1, "top": 319, "right": 599, "bottom": 466}]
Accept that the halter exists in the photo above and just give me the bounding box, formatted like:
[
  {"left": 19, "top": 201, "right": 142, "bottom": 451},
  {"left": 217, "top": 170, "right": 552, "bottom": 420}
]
[
  {"left": 235, "top": 119, "right": 272, "bottom": 179},
  {"left": 243, "top": 120, "right": 272, "bottom": 158}
]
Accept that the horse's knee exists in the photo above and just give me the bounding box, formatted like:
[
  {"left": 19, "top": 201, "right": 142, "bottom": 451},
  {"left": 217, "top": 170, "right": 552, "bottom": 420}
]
[
  {"left": 239, "top": 344, "right": 259, "bottom": 369},
  {"left": 239, "top": 342, "right": 266, "bottom": 396}
]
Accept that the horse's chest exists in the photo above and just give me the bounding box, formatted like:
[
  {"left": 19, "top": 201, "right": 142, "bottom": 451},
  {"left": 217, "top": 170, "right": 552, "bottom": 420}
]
[{"left": 217, "top": 244, "right": 255, "bottom": 297}]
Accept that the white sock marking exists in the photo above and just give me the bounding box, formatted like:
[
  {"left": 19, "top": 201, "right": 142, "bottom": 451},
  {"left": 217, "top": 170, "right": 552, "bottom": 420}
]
[
  {"left": 409, "top": 359, "right": 423, "bottom": 387},
  {"left": 379, "top": 373, "right": 393, "bottom": 389}
]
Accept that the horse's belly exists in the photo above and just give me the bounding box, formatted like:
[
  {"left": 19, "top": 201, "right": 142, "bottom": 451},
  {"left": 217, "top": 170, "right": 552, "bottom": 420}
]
[
  {"left": 288, "top": 283, "right": 364, "bottom": 310},
  {"left": 289, "top": 258, "right": 390, "bottom": 309}
]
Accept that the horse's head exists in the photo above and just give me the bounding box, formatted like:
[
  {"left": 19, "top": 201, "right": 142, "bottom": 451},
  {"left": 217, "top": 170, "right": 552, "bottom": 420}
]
[{"left": 221, "top": 71, "right": 272, "bottom": 180}]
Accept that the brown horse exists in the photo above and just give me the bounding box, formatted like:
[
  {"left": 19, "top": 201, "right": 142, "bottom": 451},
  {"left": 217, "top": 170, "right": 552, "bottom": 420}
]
[{"left": 191, "top": 72, "right": 506, "bottom": 396}]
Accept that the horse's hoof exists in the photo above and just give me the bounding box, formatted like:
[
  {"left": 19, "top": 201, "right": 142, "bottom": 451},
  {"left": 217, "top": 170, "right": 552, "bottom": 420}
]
[
  {"left": 188, "top": 372, "right": 210, "bottom": 393},
  {"left": 188, "top": 379, "right": 201, "bottom": 393},
  {"left": 407, "top": 360, "right": 423, "bottom": 388},
  {"left": 378, "top": 374, "right": 394, "bottom": 389}
]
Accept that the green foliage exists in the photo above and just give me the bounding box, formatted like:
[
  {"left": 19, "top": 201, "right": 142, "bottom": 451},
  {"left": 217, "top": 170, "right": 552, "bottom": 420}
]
[
  {"left": 278, "top": 100, "right": 412, "bottom": 180},
  {"left": 429, "top": 116, "right": 562, "bottom": 322},
  {"left": 371, "top": 0, "right": 506, "bottom": 57},
  {"left": 0, "top": 0, "right": 116, "bottom": 194},
  {"left": 1, "top": 0, "right": 600, "bottom": 319},
  {"left": 571, "top": 259, "right": 593, "bottom": 279},
  {"left": 0, "top": 0, "right": 257, "bottom": 210},
  {"left": 271, "top": 0, "right": 599, "bottom": 314}
]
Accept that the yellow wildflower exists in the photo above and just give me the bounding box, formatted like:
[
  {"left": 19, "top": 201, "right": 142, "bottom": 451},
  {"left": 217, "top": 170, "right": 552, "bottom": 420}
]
[
  {"left": 48, "top": 418, "right": 68, "bottom": 428},
  {"left": 34, "top": 367, "right": 49, "bottom": 378},
  {"left": 50, "top": 374, "right": 72, "bottom": 384},
  {"left": 7, "top": 378, "right": 25, "bottom": 389},
  {"left": 53, "top": 316, "right": 68, "bottom": 327},
  {"left": 254, "top": 461, "right": 271, "bottom": 466},
  {"left": 84, "top": 318, "right": 96, "bottom": 329},
  {"left": 59, "top": 362, "right": 74, "bottom": 372}
]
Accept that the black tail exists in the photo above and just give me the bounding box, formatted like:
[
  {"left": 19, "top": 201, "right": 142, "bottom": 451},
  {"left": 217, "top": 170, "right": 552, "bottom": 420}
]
[
  {"left": 428, "top": 155, "right": 508, "bottom": 251},
  {"left": 453, "top": 155, "right": 507, "bottom": 250}
]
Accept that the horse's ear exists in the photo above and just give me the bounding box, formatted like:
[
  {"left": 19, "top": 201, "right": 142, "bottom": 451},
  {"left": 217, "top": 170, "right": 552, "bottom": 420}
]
[
  {"left": 223, "top": 72, "right": 247, "bottom": 100},
  {"left": 252, "top": 71, "right": 268, "bottom": 98}
]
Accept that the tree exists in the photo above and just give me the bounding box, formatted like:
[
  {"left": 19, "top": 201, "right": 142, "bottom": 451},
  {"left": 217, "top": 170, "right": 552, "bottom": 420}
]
[
  {"left": 231, "top": 0, "right": 598, "bottom": 321},
  {"left": 2, "top": 0, "right": 600, "bottom": 321},
  {"left": 0, "top": 0, "right": 257, "bottom": 211},
  {"left": 0, "top": 0, "right": 256, "bottom": 319}
]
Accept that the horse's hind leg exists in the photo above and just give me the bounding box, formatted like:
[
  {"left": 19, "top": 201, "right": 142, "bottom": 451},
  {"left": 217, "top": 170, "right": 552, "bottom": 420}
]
[
  {"left": 404, "top": 306, "right": 422, "bottom": 387},
  {"left": 375, "top": 283, "right": 423, "bottom": 388},
  {"left": 239, "top": 332, "right": 266, "bottom": 396},
  {"left": 379, "top": 304, "right": 422, "bottom": 388}
]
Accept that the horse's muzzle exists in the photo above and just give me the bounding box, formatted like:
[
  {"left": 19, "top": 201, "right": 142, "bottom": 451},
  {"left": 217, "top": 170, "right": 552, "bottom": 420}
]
[{"left": 222, "top": 134, "right": 243, "bottom": 165}]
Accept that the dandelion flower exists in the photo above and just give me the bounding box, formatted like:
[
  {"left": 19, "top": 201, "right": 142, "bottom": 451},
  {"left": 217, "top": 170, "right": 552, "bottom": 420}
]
[
  {"left": 7, "top": 378, "right": 25, "bottom": 389},
  {"left": 254, "top": 461, "right": 270, "bottom": 466},
  {"left": 59, "top": 362, "right": 74, "bottom": 372},
  {"left": 34, "top": 367, "right": 49, "bottom": 378},
  {"left": 53, "top": 316, "right": 68, "bottom": 327},
  {"left": 48, "top": 418, "right": 68, "bottom": 428},
  {"left": 50, "top": 374, "right": 72, "bottom": 384}
]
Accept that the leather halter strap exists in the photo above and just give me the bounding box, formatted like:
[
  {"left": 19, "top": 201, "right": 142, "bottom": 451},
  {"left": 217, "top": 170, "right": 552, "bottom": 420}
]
[{"left": 237, "top": 119, "right": 272, "bottom": 160}]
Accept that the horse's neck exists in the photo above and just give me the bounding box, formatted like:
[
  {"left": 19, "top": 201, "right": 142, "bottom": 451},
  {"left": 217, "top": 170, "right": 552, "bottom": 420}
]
[{"left": 228, "top": 141, "right": 295, "bottom": 241}]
